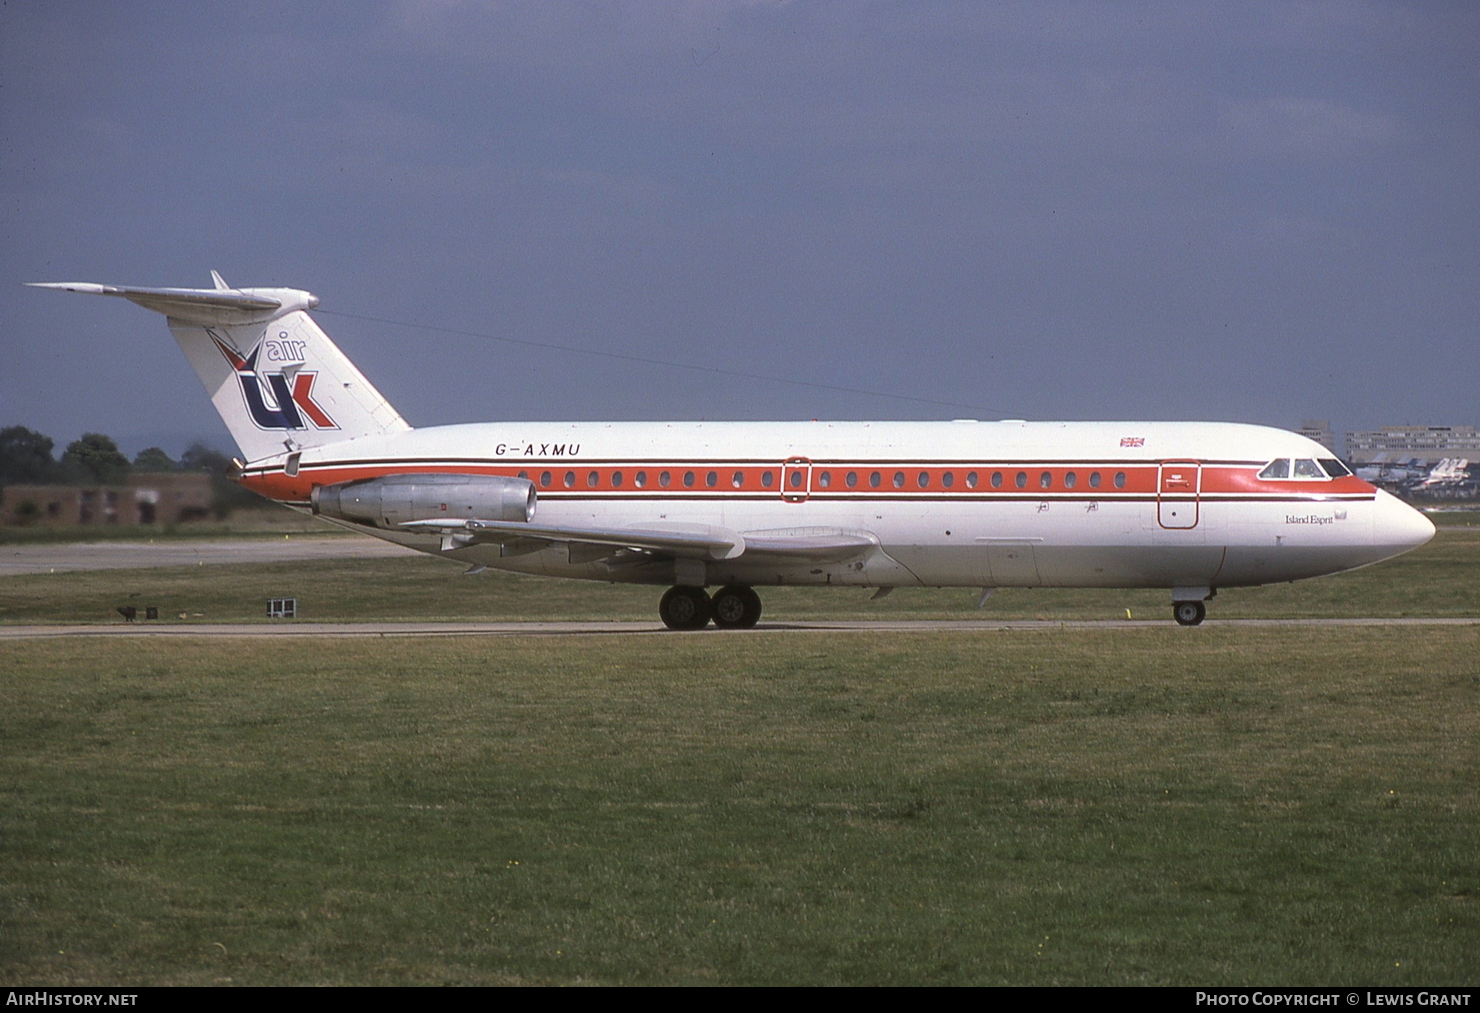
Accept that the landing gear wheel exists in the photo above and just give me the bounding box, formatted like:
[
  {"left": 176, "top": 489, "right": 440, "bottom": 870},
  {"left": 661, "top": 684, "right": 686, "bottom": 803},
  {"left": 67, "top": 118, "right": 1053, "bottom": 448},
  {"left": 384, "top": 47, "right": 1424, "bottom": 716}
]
[
  {"left": 1173, "top": 600, "right": 1206, "bottom": 626},
  {"left": 659, "top": 586, "right": 712, "bottom": 630},
  {"left": 710, "top": 585, "right": 762, "bottom": 629}
]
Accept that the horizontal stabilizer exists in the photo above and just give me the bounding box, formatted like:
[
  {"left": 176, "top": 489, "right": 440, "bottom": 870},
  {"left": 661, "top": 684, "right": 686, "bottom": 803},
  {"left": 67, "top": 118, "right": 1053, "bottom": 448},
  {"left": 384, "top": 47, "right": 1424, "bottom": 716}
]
[{"left": 26, "top": 277, "right": 316, "bottom": 325}]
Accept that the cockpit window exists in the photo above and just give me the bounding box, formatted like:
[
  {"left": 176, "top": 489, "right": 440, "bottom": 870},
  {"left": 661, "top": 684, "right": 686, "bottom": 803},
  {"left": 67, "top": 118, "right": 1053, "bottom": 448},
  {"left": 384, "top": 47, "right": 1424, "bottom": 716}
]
[
  {"left": 1319, "top": 458, "right": 1351, "bottom": 478},
  {"left": 1258, "top": 459, "right": 1290, "bottom": 479},
  {"left": 1292, "top": 459, "right": 1324, "bottom": 479}
]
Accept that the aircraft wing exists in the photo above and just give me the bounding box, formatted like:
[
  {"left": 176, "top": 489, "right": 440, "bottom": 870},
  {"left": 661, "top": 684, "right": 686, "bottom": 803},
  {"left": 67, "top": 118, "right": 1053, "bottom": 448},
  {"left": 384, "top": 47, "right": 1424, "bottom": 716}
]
[
  {"left": 397, "top": 520, "right": 879, "bottom": 563},
  {"left": 398, "top": 518, "right": 747, "bottom": 560}
]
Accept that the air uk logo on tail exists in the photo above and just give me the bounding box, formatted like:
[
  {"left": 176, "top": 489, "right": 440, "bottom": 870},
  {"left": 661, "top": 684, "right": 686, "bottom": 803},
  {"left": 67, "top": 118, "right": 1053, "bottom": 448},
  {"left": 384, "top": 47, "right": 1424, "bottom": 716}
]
[{"left": 209, "top": 329, "right": 337, "bottom": 431}]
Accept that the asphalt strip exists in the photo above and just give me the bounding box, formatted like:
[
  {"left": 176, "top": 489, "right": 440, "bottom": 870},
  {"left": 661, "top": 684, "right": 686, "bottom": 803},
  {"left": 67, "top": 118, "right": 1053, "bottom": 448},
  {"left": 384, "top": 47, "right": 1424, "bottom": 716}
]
[
  {"left": 0, "top": 536, "right": 417, "bottom": 575},
  {"left": 2, "top": 618, "right": 1477, "bottom": 639}
]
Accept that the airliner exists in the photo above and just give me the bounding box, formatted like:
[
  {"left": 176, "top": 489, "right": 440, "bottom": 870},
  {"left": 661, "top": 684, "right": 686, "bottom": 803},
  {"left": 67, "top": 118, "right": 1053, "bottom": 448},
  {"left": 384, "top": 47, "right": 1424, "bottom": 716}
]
[{"left": 29, "top": 276, "right": 1436, "bottom": 628}]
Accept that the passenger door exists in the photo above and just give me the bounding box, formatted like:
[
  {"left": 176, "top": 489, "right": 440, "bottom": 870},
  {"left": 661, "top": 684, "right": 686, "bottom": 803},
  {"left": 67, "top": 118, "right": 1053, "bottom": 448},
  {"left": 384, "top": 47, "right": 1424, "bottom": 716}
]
[{"left": 1158, "top": 461, "right": 1200, "bottom": 529}]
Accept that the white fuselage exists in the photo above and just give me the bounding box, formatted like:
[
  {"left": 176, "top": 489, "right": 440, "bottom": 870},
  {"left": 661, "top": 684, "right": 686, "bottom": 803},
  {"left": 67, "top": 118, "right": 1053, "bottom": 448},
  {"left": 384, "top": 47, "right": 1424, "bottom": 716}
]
[{"left": 244, "top": 418, "right": 1435, "bottom": 592}]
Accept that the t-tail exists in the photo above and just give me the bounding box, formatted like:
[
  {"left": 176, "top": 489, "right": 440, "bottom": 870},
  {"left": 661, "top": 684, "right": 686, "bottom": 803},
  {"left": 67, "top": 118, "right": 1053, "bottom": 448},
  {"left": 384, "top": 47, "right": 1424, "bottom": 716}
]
[{"left": 27, "top": 273, "right": 410, "bottom": 463}]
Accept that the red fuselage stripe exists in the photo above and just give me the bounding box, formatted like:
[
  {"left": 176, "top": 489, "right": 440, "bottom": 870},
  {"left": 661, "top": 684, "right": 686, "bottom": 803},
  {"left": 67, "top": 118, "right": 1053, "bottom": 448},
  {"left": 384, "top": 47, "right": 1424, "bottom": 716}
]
[{"left": 240, "top": 458, "right": 1377, "bottom": 504}]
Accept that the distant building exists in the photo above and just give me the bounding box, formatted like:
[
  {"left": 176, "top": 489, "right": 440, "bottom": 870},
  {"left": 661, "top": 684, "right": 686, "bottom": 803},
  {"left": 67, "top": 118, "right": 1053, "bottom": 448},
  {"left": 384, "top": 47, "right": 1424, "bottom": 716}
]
[
  {"left": 1344, "top": 425, "right": 1480, "bottom": 467},
  {"left": 1297, "top": 420, "right": 1337, "bottom": 453},
  {"left": 0, "top": 472, "right": 212, "bottom": 526}
]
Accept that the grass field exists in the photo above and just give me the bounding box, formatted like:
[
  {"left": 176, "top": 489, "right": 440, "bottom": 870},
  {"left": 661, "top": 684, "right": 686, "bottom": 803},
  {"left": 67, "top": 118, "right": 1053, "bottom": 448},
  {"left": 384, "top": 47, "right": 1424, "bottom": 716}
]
[
  {"left": 3, "top": 528, "right": 1477, "bottom": 625},
  {"left": 1, "top": 524, "right": 1477, "bottom": 985},
  {"left": 2, "top": 629, "right": 1476, "bottom": 985}
]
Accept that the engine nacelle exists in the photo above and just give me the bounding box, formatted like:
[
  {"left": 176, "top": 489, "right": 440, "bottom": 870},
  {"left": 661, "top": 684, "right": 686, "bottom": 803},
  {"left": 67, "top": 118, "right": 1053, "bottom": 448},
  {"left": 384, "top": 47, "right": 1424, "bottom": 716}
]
[{"left": 311, "top": 473, "right": 536, "bottom": 529}]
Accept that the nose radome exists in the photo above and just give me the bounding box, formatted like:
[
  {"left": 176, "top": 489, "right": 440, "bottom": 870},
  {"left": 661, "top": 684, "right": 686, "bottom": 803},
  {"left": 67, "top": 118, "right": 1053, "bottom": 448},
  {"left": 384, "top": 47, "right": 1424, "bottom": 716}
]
[{"left": 1372, "top": 489, "right": 1436, "bottom": 556}]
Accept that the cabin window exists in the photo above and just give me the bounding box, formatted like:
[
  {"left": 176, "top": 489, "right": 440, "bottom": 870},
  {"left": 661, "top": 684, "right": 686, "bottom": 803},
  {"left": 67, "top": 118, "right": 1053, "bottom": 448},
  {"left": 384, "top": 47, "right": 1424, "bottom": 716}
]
[
  {"left": 563, "top": 471, "right": 575, "bottom": 488},
  {"left": 892, "top": 471, "right": 905, "bottom": 488},
  {"left": 869, "top": 472, "right": 882, "bottom": 488},
  {"left": 1039, "top": 471, "right": 1052, "bottom": 489},
  {"left": 1259, "top": 459, "right": 1290, "bottom": 480},
  {"left": 706, "top": 471, "right": 718, "bottom": 488},
  {"left": 635, "top": 471, "right": 647, "bottom": 488},
  {"left": 659, "top": 471, "right": 671, "bottom": 488},
  {"left": 1293, "top": 459, "right": 1323, "bottom": 479},
  {"left": 917, "top": 472, "right": 929, "bottom": 488},
  {"left": 1088, "top": 471, "right": 1101, "bottom": 489},
  {"left": 518, "top": 470, "right": 528, "bottom": 480},
  {"left": 587, "top": 471, "right": 598, "bottom": 488},
  {"left": 990, "top": 472, "right": 1001, "bottom": 488},
  {"left": 1015, "top": 472, "right": 1027, "bottom": 489},
  {"left": 540, "top": 470, "right": 552, "bottom": 487},
  {"left": 1113, "top": 471, "right": 1126, "bottom": 488},
  {"left": 967, "top": 471, "right": 979, "bottom": 489},
  {"left": 818, "top": 471, "right": 831, "bottom": 488},
  {"left": 1319, "top": 459, "right": 1350, "bottom": 478},
  {"left": 683, "top": 471, "right": 695, "bottom": 488},
  {"left": 1064, "top": 471, "right": 1077, "bottom": 489},
  {"left": 612, "top": 471, "right": 623, "bottom": 487},
  {"left": 846, "top": 472, "right": 858, "bottom": 488},
  {"left": 761, "top": 471, "right": 774, "bottom": 488},
  {"left": 789, "top": 471, "right": 803, "bottom": 489},
  {"left": 941, "top": 472, "right": 954, "bottom": 488},
  {"left": 732, "top": 471, "right": 744, "bottom": 488}
]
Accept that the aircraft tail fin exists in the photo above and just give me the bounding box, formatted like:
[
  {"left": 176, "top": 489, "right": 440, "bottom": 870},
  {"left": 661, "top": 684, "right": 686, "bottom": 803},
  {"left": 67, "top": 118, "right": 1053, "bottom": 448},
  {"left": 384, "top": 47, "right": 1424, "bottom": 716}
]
[{"left": 27, "top": 275, "right": 410, "bottom": 464}]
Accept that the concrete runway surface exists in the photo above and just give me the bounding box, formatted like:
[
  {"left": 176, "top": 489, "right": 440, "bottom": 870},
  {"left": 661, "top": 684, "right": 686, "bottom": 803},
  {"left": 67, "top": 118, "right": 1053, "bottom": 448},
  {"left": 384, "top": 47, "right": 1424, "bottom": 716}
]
[
  {"left": 0, "top": 536, "right": 418, "bottom": 575},
  {"left": 3, "top": 618, "right": 1477, "bottom": 639}
]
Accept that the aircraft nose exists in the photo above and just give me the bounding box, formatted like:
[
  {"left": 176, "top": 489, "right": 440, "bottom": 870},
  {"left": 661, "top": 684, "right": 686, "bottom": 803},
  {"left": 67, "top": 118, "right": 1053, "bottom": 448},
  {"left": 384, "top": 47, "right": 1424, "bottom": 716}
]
[{"left": 1372, "top": 489, "right": 1436, "bottom": 558}]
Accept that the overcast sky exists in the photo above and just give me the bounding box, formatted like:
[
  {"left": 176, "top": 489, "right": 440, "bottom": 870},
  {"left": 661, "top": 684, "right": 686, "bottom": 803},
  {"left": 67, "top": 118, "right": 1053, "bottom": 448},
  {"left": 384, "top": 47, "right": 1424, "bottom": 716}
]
[{"left": 2, "top": 1, "right": 1476, "bottom": 458}]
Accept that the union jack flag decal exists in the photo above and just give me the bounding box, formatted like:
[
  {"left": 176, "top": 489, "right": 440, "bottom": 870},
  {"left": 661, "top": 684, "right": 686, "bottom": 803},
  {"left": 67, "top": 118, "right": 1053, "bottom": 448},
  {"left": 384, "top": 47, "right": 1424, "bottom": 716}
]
[{"left": 1120, "top": 436, "right": 1145, "bottom": 447}]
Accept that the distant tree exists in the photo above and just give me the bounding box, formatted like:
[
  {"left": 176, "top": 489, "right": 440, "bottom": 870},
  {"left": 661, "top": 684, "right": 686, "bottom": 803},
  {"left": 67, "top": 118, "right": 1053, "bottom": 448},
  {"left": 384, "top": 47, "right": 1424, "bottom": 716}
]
[
  {"left": 132, "top": 446, "right": 177, "bottom": 472},
  {"left": 180, "top": 441, "right": 265, "bottom": 517},
  {"left": 178, "top": 443, "right": 235, "bottom": 475},
  {"left": 61, "top": 433, "right": 130, "bottom": 485},
  {"left": 0, "top": 426, "right": 60, "bottom": 485}
]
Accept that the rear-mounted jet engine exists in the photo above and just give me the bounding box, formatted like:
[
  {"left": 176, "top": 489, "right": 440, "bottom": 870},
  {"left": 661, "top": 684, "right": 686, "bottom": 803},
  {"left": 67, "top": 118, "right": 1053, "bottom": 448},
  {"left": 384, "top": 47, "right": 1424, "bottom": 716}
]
[{"left": 312, "top": 473, "right": 535, "bottom": 529}]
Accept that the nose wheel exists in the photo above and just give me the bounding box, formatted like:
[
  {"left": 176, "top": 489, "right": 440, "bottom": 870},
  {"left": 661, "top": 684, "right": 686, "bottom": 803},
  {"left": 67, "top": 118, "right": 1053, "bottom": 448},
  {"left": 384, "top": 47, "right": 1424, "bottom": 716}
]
[
  {"left": 659, "top": 585, "right": 712, "bottom": 630},
  {"left": 1173, "top": 600, "right": 1206, "bottom": 626}
]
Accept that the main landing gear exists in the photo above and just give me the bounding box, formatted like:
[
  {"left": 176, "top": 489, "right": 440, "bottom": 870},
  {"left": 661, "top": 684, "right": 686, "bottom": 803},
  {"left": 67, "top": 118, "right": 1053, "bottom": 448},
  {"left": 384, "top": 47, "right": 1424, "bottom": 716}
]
[
  {"left": 1173, "top": 600, "right": 1206, "bottom": 626},
  {"left": 658, "top": 585, "right": 762, "bottom": 631}
]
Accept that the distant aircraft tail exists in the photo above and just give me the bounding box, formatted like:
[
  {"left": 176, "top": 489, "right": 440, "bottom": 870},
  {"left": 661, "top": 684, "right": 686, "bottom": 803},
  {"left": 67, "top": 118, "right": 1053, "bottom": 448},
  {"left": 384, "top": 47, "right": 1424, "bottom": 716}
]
[{"left": 28, "top": 274, "right": 410, "bottom": 464}]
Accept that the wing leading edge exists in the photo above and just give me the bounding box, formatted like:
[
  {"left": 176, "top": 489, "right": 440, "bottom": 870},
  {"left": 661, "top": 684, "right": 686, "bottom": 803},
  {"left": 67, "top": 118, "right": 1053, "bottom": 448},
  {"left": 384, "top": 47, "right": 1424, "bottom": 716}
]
[{"left": 397, "top": 518, "right": 879, "bottom": 564}]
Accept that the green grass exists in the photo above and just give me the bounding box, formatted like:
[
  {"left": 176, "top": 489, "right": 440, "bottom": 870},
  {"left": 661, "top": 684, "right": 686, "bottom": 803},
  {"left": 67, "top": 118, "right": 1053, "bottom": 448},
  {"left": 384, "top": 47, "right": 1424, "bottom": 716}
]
[
  {"left": 1425, "top": 509, "right": 1480, "bottom": 527},
  {"left": 3, "top": 528, "right": 1476, "bottom": 625},
  {"left": 2, "top": 629, "right": 1476, "bottom": 985}
]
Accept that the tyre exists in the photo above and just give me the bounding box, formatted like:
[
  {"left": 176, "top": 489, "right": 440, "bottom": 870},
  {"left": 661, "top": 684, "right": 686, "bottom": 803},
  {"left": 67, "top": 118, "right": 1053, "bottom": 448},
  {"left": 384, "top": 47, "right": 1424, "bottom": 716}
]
[
  {"left": 659, "top": 585, "right": 712, "bottom": 630},
  {"left": 710, "top": 585, "right": 762, "bottom": 629},
  {"left": 1173, "top": 600, "right": 1206, "bottom": 626}
]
